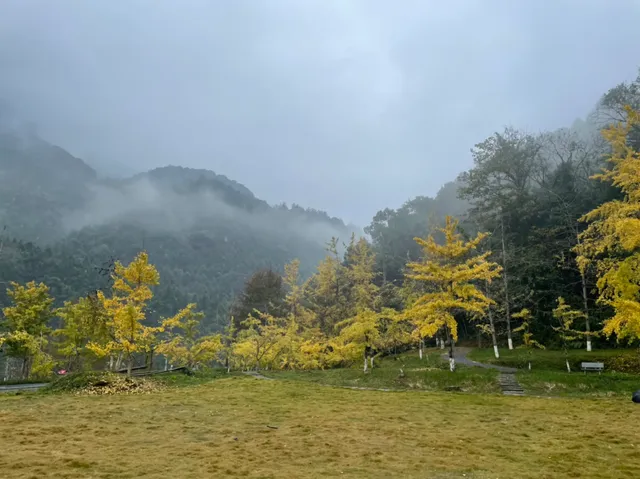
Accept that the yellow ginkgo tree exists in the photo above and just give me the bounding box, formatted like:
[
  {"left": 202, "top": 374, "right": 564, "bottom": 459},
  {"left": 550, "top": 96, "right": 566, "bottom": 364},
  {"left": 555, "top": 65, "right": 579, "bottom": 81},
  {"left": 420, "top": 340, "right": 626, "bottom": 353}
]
[
  {"left": 332, "top": 237, "right": 383, "bottom": 372},
  {"left": 552, "top": 297, "right": 585, "bottom": 373},
  {"left": 55, "top": 293, "right": 109, "bottom": 372},
  {"left": 88, "top": 251, "right": 162, "bottom": 375},
  {"left": 404, "top": 216, "right": 502, "bottom": 371},
  {"left": 512, "top": 308, "right": 544, "bottom": 371},
  {"left": 156, "top": 303, "right": 222, "bottom": 370},
  {"left": 1, "top": 281, "right": 55, "bottom": 380},
  {"left": 574, "top": 105, "right": 640, "bottom": 344}
]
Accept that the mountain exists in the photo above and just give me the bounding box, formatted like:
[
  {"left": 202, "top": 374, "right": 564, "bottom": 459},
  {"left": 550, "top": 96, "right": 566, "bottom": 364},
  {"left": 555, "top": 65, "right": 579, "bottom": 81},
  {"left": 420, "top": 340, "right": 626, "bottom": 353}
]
[{"left": 0, "top": 126, "right": 356, "bottom": 331}]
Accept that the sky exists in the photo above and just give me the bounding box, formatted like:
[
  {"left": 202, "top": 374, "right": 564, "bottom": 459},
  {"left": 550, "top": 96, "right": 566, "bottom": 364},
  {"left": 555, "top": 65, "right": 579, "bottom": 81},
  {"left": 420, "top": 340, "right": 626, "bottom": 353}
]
[{"left": 1, "top": 1, "right": 639, "bottom": 226}]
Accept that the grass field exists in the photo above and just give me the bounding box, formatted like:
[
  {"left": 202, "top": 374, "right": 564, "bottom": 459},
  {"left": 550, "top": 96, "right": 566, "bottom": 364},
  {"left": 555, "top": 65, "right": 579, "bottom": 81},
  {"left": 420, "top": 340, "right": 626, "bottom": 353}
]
[
  {"left": 468, "top": 347, "right": 640, "bottom": 373},
  {"left": 267, "top": 349, "right": 500, "bottom": 394},
  {"left": 1, "top": 375, "right": 639, "bottom": 478}
]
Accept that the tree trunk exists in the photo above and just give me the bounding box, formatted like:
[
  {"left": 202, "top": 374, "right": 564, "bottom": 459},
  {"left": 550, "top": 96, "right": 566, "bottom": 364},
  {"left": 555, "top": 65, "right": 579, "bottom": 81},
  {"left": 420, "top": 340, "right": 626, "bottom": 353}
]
[
  {"left": 363, "top": 352, "right": 368, "bottom": 373},
  {"left": 147, "top": 348, "right": 154, "bottom": 370},
  {"left": 21, "top": 357, "right": 31, "bottom": 380},
  {"left": 370, "top": 356, "right": 374, "bottom": 369},
  {"left": 500, "top": 215, "right": 514, "bottom": 350},
  {"left": 580, "top": 270, "right": 592, "bottom": 352},
  {"left": 566, "top": 358, "right": 571, "bottom": 373},
  {"left": 446, "top": 326, "right": 455, "bottom": 372},
  {"left": 115, "top": 352, "right": 123, "bottom": 371},
  {"left": 4, "top": 356, "right": 11, "bottom": 382},
  {"left": 164, "top": 356, "right": 169, "bottom": 371},
  {"left": 488, "top": 306, "right": 499, "bottom": 359},
  {"left": 127, "top": 356, "right": 133, "bottom": 376},
  {"left": 419, "top": 339, "right": 424, "bottom": 360}
]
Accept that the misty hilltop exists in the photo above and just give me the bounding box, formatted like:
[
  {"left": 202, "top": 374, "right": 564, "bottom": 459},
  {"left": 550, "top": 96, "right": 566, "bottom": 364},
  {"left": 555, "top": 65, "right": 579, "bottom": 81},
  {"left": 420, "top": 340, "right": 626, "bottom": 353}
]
[{"left": 0, "top": 117, "right": 357, "bottom": 329}]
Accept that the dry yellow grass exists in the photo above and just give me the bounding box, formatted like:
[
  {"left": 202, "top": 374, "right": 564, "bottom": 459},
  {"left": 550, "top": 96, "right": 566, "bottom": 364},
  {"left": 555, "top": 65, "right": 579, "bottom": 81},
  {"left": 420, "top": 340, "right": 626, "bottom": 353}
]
[{"left": 1, "top": 376, "right": 639, "bottom": 478}]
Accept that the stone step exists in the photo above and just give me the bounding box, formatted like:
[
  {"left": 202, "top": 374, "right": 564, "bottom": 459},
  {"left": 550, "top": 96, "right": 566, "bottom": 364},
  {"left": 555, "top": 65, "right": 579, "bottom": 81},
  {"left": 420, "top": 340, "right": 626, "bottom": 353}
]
[{"left": 498, "top": 373, "right": 525, "bottom": 396}]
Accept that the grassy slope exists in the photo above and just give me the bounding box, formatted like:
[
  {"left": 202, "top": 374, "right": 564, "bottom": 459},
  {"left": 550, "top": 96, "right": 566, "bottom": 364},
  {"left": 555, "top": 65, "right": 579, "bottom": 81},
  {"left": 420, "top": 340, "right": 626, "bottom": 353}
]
[
  {"left": 468, "top": 348, "right": 639, "bottom": 372},
  {"left": 267, "top": 350, "right": 499, "bottom": 394},
  {"left": 469, "top": 348, "right": 640, "bottom": 398},
  {"left": 1, "top": 377, "right": 639, "bottom": 478}
]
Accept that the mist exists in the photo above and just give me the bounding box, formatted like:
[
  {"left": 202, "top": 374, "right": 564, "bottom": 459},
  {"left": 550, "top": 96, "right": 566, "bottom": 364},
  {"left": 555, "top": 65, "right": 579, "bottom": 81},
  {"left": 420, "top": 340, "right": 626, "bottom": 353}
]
[
  {"left": 61, "top": 174, "right": 358, "bottom": 250},
  {"left": 1, "top": 1, "right": 640, "bottom": 226}
]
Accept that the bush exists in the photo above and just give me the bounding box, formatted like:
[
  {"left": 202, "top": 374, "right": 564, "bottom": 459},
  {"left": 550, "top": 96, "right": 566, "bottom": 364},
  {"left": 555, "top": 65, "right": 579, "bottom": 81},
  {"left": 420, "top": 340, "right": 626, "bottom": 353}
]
[
  {"left": 47, "top": 372, "right": 164, "bottom": 395},
  {"left": 605, "top": 354, "right": 640, "bottom": 374}
]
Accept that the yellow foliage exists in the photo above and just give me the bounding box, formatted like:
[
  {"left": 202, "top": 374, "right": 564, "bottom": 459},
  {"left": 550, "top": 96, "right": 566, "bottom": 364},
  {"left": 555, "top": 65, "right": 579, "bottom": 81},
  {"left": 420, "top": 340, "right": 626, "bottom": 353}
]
[
  {"left": 404, "top": 216, "right": 502, "bottom": 342},
  {"left": 156, "top": 304, "right": 222, "bottom": 369},
  {"left": 513, "top": 309, "right": 545, "bottom": 350},
  {"left": 232, "top": 313, "right": 286, "bottom": 370},
  {"left": 332, "top": 308, "right": 381, "bottom": 364},
  {"left": 552, "top": 297, "right": 587, "bottom": 345},
  {"left": 346, "top": 237, "right": 379, "bottom": 310},
  {"left": 574, "top": 105, "right": 640, "bottom": 343},
  {"left": 87, "top": 252, "right": 162, "bottom": 373},
  {"left": 1, "top": 281, "right": 55, "bottom": 379},
  {"left": 55, "top": 294, "right": 109, "bottom": 370}
]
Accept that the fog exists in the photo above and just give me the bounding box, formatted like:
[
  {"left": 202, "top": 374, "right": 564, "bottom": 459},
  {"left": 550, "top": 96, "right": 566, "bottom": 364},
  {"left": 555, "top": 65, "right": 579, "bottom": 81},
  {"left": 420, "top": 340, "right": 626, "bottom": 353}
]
[
  {"left": 1, "top": 1, "right": 639, "bottom": 225},
  {"left": 61, "top": 175, "right": 356, "bottom": 249}
]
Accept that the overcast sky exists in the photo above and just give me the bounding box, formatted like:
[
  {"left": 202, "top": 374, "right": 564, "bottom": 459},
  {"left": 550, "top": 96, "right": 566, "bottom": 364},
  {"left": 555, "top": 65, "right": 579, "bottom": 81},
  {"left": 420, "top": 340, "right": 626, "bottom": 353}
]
[{"left": 1, "top": 1, "right": 639, "bottom": 225}]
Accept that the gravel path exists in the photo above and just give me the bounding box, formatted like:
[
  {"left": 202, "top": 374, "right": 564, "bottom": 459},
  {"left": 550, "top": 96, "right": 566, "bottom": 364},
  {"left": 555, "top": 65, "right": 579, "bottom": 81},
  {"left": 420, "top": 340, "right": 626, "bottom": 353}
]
[
  {"left": 242, "top": 371, "right": 274, "bottom": 380},
  {"left": 447, "top": 347, "right": 517, "bottom": 373},
  {"left": 444, "top": 347, "right": 525, "bottom": 396}
]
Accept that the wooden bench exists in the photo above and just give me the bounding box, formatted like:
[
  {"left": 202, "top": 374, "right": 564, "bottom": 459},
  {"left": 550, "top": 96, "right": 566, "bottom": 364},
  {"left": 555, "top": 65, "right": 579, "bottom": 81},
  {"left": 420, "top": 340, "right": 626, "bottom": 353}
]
[{"left": 581, "top": 362, "right": 604, "bottom": 374}]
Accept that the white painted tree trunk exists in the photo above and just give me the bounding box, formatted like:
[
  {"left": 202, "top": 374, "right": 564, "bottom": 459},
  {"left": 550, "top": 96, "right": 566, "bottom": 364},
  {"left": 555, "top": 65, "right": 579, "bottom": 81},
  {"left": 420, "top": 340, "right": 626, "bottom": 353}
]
[
  {"left": 586, "top": 340, "right": 592, "bottom": 352},
  {"left": 486, "top": 300, "right": 499, "bottom": 358},
  {"left": 419, "top": 341, "right": 423, "bottom": 359},
  {"left": 501, "top": 215, "right": 514, "bottom": 350},
  {"left": 164, "top": 356, "right": 169, "bottom": 371},
  {"left": 449, "top": 357, "right": 456, "bottom": 372},
  {"left": 440, "top": 340, "right": 445, "bottom": 350},
  {"left": 528, "top": 362, "right": 531, "bottom": 371},
  {"left": 435, "top": 338, "right": 439, "bottom": 348},
  {"left": 369, "top": 356, "right": 374, "bottom": 369},
  {"left": 566, "top": 359, "right": 571, "bottom": 373},
  {"left": 363, "top": 355, "right": 368, "bottom": 373}
]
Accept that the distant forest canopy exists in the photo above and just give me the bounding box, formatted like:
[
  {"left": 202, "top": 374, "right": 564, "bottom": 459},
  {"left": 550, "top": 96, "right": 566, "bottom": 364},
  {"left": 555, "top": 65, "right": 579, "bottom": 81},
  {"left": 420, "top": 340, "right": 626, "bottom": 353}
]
[{"left": 1, "top": 68, "right": 639, "bottom": 343}]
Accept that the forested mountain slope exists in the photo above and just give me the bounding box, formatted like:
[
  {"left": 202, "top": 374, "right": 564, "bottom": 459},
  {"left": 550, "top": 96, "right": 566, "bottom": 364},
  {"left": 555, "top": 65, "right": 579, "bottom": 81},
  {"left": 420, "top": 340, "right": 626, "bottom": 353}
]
[
  {"left": 367, "top": 69, "right": 640, "bottom": 346},
  {"left": 0, "top": 121, "right": 355, "bottom": 330}
]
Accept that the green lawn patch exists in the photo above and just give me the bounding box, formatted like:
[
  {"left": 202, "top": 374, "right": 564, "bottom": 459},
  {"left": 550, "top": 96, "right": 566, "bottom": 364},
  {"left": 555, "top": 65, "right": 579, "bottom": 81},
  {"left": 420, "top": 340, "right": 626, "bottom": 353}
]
[
  {"left": 468, "top": 347, "right": 640, "bottom": 373},
  {"left": 266, "top": 350, "right": 500, "bottom": 394},
  {"left": 517, "top": 369, "right": 640, "bottom": 398}
]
